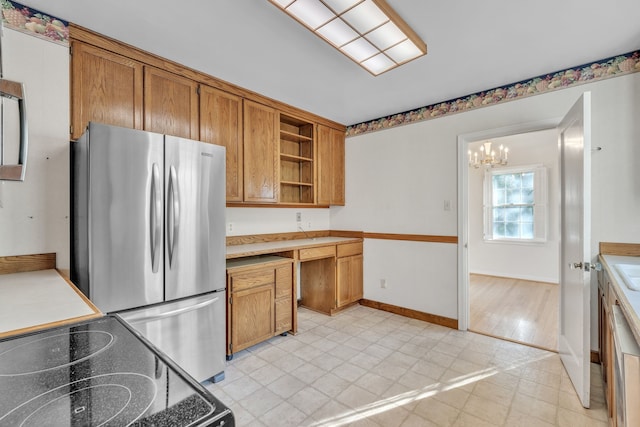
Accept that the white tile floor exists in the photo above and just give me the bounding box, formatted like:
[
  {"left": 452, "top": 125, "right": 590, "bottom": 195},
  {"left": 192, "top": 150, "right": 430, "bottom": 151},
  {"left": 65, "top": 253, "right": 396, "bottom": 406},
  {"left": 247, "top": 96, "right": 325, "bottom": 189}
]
[{"left": 206, "top": 305, "right": 608, "bottom": 426}]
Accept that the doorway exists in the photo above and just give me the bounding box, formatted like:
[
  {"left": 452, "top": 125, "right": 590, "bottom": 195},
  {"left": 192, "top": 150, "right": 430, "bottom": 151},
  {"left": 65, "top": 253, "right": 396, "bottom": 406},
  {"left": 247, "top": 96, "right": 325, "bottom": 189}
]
[
  {"left": 456, "top": 120, "right": 562, "bottom": 349},
  {"left": 466, "top": 130, "right": 560, "bottom": 351}
]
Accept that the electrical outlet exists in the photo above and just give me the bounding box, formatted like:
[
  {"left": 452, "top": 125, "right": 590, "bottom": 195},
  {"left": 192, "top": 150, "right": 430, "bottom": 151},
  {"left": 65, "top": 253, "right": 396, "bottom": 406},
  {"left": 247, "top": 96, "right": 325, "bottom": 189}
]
[
  {"left": 380, "top": 279, "right": 387, "bottom": 289},
  {"left": 296, "top": 212, "right": 302, "bottom": 223},
  {"left": 228, "top": 222, "right": 234, "bottom": 233},
  {"left": 307, "top": 221, "right": 312, "bottom": 229}
]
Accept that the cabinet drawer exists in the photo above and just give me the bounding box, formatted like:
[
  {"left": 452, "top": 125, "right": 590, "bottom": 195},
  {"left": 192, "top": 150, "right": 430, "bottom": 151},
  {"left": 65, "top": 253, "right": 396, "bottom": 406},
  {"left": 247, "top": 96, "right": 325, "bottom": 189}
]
[
  {"left": 230, "top": 269, "right": 274, "bottom": 293},
  {"left": 299, "top": 245, "right": 336, "bottom": 261},
  {"left": 275, "top": 264, "right": 293, "bottom": 299},
  {"left": 337, "top": 242, "right": 363, "bottom": 258}
]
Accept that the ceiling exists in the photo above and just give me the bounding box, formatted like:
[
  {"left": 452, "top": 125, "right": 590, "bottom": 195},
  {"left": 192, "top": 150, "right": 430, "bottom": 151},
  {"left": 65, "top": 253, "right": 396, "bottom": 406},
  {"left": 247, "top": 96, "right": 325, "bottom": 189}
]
[{"left": 16, "top": 0, "right": 640, "bottom": 126}]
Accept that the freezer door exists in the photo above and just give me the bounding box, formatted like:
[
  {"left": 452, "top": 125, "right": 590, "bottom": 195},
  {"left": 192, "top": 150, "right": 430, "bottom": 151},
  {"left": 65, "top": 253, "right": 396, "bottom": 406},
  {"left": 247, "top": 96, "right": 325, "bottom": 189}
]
[
  {"left": 117, "top": 292, "right": 226, "bottom": 383},
  {"left": 164, "top": 136, "right": 226, "bottom": 300},
  {"left": 87, "top": 123, "right": 165, "bottom": 312}
]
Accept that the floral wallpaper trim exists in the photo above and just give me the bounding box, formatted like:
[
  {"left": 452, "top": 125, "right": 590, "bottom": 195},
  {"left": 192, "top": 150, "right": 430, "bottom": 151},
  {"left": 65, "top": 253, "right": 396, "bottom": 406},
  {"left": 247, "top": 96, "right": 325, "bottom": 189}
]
[
  {"left": 1, "top": 0, "right": 69, "bottom": 46},
  {"left": 346, "top": 50, "right": 640, "bottom": 137}
]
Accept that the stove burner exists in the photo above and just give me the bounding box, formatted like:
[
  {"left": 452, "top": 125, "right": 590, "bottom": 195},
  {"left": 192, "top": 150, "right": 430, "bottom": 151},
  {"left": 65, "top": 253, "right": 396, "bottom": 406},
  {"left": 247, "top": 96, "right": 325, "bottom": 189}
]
[
  {"left": 0, "top": 331, "right": 114, "bottom": 377},
  {"left": 0, "top": 373, "right": 157, "bottom": 426}
]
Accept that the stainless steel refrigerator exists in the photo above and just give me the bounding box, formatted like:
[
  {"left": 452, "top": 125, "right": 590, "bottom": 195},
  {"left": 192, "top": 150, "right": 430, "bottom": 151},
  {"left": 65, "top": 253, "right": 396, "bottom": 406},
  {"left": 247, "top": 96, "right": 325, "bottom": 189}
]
[{"left": 71, "top": 122, "right": 226, "bottom": 383}]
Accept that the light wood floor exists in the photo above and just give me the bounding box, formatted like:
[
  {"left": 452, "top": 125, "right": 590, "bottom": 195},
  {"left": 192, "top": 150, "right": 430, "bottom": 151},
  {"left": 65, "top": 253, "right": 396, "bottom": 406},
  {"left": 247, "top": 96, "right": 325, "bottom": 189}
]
[{"left": 469, "top": 274, "right": 559, "bottom": 351}]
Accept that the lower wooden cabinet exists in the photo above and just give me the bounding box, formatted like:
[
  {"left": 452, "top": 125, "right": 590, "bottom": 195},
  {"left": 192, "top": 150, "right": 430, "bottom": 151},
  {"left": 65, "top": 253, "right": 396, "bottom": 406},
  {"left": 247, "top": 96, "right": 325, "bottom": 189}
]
[{"left": 226, "top": 256, "right": 295, "bottom": 358}]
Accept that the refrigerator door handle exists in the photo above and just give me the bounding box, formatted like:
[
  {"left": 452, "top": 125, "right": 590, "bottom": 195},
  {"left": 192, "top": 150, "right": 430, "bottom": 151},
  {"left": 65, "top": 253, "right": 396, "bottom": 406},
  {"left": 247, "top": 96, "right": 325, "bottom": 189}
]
[
  {"left": 0, "top": 79, "right": 28, "bottom": 181},
  {"left": 150, "top": 163, "right": 162, "bottom": 273},
  {"left": 167, "top": 165, "right": 179, "bottom": 267},
  {"left": 122, "top": 295, "right": 220, "bottom": 324}
]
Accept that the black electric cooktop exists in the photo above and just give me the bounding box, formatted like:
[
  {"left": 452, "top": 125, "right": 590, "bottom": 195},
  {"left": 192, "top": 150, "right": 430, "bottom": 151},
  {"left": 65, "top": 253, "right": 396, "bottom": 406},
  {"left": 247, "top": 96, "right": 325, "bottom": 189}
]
[{"left": 0, "top": 316, "right": 234, "bottom": 426}]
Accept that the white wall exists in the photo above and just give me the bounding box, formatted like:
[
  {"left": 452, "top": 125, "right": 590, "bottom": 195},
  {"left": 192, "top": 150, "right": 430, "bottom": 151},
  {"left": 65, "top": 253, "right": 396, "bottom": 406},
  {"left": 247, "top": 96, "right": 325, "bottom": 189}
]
[
  {"left": 226, "top": 207, "right": 330, "bottom": 236},
  {"left": 0, "top": 28, "right": 70, "bottom": 270},
  {"left": 468, "top": 130, "right": 560, "bottom": 283},
  {"left": 331, "top": 73, "right": 640, "bottom": 345}
]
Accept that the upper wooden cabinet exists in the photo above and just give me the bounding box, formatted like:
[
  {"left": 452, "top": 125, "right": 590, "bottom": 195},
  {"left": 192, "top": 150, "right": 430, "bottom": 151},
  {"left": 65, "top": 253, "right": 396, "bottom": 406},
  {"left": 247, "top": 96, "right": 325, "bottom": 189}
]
[
  {"left": 70, "top": 41, "right": 143, "bottom": 140},
  {"left": 317, "top": 124, "right": 346, "bottom": 206},
  {"left": 70, "top": 25, "right": 346, "bottom": 206},
  {"left": 199, "top": 86, "right": 243, "bottom": 202},
  {"left": 243, "top": 100, "right": 279, "bottom": 203},
  {"left": 143, "top": 67, "right": 199, "bottom": 140}
]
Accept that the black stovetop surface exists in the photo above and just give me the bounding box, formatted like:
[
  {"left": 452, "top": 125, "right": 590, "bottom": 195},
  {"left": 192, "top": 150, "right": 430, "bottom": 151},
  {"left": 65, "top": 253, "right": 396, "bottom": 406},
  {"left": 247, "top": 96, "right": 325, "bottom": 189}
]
[{"left": 0, "top": 316, "right": 233, "bottom": 426}]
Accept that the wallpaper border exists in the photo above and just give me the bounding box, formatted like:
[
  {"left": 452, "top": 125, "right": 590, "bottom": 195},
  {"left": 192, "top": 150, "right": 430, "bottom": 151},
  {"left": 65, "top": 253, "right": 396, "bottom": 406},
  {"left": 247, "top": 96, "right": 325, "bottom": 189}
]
[
  {"left": 1, "top": 0, "right": 69, "bottom": 46},
  {"left": 347, "top": 50, "right": 640, "bottom": 136}
]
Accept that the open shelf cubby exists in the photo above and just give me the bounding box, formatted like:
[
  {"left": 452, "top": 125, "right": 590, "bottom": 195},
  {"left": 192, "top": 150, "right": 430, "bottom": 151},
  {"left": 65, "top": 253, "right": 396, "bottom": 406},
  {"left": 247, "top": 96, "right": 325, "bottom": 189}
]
[{"left": 279, "top": 114, "right": 315, "bottom": 204}]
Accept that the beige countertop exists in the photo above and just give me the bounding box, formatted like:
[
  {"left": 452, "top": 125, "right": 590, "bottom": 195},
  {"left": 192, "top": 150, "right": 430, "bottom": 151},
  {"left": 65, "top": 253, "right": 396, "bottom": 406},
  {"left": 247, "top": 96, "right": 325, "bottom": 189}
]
[
  {"left": 226, "top": 236, "right": 361, "bottom": 259},
  {"left": 600, "top": 254, "right": 640, "bottom": 344},
  {"left": 0, "top": 269, "right": 101, "bottom": 338}
]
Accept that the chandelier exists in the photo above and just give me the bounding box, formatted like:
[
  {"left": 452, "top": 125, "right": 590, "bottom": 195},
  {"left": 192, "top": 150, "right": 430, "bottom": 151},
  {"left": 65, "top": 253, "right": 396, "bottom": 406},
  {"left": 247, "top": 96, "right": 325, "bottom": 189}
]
[{"left": 468, "top": 141, "right": 509, "bottom": 168}]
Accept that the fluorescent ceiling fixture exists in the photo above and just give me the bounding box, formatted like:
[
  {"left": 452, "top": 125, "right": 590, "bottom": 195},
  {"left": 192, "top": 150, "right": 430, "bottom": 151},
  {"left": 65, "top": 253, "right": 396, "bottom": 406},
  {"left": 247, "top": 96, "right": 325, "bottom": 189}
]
[
  {"left": 341, "top": 0, "right": 388, "bottom": 33},
  {"left": 386, "top": 39, "right": 423, "bottom": 63},
  {"left": 287, "top": 0, "right": 334, "bottom": 29},
  {"left": 268, "top": 0, "right": 427, "bottom": 76},
  {"left": 365, "top": 21, "right": 404, "bottom": 50},
  {"left": 361, "top": 53, "right": 394, "bottom": 75},
  {"left": 342, "top": 37, "right": 378, "bottom": 62},
  {"left": 322, "top": 0, "right": 360, "bottom": 14},
  {"left": 317, "top": 18, "right": 358, "bottom": 47}
]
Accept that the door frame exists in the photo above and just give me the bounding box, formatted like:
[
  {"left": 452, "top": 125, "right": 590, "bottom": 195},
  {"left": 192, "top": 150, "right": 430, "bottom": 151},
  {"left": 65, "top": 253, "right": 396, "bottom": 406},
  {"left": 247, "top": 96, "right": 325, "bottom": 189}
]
[{"left": 456, "top": 118, "right": 561, "bottom": 331}]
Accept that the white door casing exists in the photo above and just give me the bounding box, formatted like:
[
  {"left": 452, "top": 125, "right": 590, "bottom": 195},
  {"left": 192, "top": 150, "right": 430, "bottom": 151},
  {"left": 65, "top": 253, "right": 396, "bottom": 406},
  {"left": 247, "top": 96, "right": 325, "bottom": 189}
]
[{"left": 558, "top": 92, "right": 592, "bottom": 408}]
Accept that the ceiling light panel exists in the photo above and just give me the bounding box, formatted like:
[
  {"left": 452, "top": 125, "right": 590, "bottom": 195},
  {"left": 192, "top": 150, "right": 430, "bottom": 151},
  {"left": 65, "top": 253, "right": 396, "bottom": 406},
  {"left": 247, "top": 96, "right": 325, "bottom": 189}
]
[
  {"left": 342, "top": 37, "right": 378, "bottom": 62},
  {"left": 317, "top": 18, "right": 358, "bottom": 47},
  {"left": 273, "top": 0, "right": 295, "bottom": 7},
  {"left": 268, "top": 0, "right": 427, "bottom": 75},
  {"left": 341, "top": 0, "right": 388, "bottom": 34},
  {"left": 365, "top": 21, "right": 404, "bottom": 50},
  {"left": 361, "top": 53, "right": 394, "bottom": 75},
  {"left": 322, "top": 0, "right": 361, "bottom": 14},
  {"left": 386, "top": 39, "right": 423, "bottom": 63},
  {"left": 287, "top": 0, "right": 334, "bottom": 29}
]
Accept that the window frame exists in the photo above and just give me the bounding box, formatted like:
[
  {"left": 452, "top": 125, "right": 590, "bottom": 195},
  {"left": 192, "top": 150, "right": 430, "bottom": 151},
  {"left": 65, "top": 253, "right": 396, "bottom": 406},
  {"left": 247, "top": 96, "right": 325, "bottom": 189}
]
[{"left": 483, "top": 164, "right": 548, "bottom": 244}]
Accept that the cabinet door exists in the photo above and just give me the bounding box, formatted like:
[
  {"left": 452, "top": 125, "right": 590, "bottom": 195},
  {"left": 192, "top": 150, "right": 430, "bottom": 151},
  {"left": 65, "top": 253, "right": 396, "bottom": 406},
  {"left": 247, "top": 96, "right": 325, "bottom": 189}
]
[
  {"left": 316, "top": 125, "right": 345, "bottom": 206},
  {"left": 230, "top": 284, "right": 275, "bottom": 353},
  {"left": 243, "top": 100, "right": 278, "bottom": 202},
  {"left": 144, "top": 66, "right": 199, "bottom": 139},
  {"left": 336, "top": 254, "right": 363, "bottom": 307},
  {"left": 274, "top": 264, "right": 293, "bottom": 334},
  {"left": 330, "top": 128, "right": 346, "bottom": 205},
  {"left": 336, "top": 256, "right": 351, "bottom": 307},
  {"left": 350, "top": 254, "right": 363, "bottom": 301},
  {"left": 316, "top": 125, "right": 332, "bottom": 205},
  {"left": 200, "top": 86, "right": 243, "bottom": 201},
  {"left": 70, "top": 41, "right": 143, "bottom": 139}
]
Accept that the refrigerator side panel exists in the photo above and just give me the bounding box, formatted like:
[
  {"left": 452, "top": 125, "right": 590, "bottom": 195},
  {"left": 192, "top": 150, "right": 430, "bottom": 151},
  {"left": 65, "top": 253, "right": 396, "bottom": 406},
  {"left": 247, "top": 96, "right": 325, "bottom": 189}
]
[
  {"left": 70, "top": 133, "right": 89, "bottom": 295},
  {"left": 88, "top": 123, "right": 165, "bottom": 312},
  {"left": 164, "top": 136, "right": 226, "bottom": 300}
]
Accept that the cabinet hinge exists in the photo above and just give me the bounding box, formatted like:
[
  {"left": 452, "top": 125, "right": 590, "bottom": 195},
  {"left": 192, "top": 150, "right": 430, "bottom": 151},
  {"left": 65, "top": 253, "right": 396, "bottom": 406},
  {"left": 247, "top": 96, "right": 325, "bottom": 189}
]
[
  {"left": 229, "top": 296, "right": 232, "bottom": 304},
  {"left": 196, "top": 85, "right": 201, "bottom": 95},
  {"left": 69, "top": 45, "right": 73, "bottom": 56},
  {"left": 229, "top": 343, "right": 232, "bottom": 352},
  {"left": 70, "top": 125, "right": 73, "bottom": 135}
]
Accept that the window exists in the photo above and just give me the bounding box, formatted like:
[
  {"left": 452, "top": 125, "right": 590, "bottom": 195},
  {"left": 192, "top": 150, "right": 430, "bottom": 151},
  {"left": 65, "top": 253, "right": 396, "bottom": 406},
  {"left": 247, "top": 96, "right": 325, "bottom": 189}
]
[{"left": 483, "top": 165, "right": 547, "bottom": 242}]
